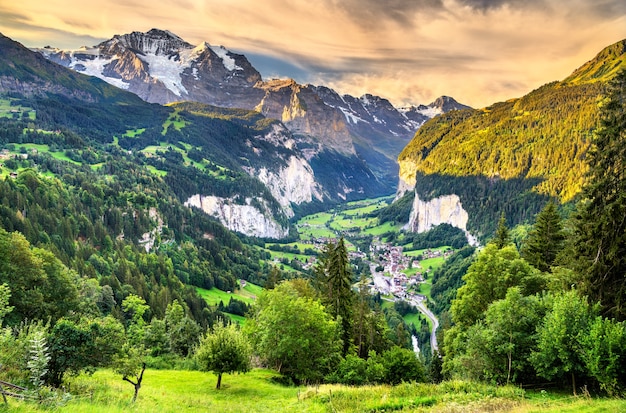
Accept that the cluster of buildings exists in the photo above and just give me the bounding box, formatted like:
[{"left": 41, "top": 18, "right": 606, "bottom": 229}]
[{"left": 366, "top": 238, "right": 454, "bottom": 303}]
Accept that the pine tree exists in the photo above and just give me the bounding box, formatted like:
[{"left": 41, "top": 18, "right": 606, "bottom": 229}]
[
  {"left": 313, "top": 237, "right": 354, "bottom": 355},
  {"left": 493, "top": 213, "right": 511, "bottom": 249},
  {"left": 265, "top": 265, "right": 282, "bottom": 290},
  {"left": 572, "top": 69, "right": 626, "bottom": 320},
  {"left": 521, "top": 201, "right": 565, "bottom": 272}
]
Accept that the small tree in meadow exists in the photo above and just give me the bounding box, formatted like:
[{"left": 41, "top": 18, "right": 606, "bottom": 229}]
[
  {"left": 196, "top": 321, "right": 251, "bottom": 389},
  {"left": 115, "top": 295, "right": 149, "bottom": 402}
]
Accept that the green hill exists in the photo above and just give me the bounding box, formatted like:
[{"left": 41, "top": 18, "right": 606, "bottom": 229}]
[{"left": 398, "top": 39, "right": 626, "bottom": 238}]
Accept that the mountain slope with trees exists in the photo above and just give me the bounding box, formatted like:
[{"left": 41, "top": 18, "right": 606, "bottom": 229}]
[{"left": 397, "top": 39, "right": 626, "bottom": 239}]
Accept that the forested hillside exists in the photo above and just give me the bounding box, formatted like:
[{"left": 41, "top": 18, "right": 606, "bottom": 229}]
[{"left": 397, "top": 39, "right": 626, "bottom": 237}]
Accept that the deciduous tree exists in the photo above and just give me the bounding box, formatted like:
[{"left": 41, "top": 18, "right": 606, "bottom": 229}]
[
  {"left": 531, "top": 290, "right": 594, "bottom": 395},
  {"left": 246, "top": 280, "right": 341, "bottom": 383},
  {"left": 195, "top": 321, "right": 251, "bottom": 389},
  {"left": 451, "top": 244, "right": 540, "bottom": 328}
]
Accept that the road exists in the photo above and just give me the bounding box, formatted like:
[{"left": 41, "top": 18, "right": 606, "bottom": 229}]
[{"left": 409, "top": 296, "right": 439, "bottom": 353}]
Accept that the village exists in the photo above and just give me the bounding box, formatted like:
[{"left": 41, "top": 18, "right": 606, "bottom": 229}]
[{"left": 367, "top": 238, "right": 452, "bottom": 299}]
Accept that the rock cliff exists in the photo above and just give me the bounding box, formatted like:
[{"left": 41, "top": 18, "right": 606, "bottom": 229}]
[
  {"left": 404, "top": 192, "right": 478, "bottom": 245},
  {"left": 250, "top": 155, "right": 324, "bottom": 217},
  {"left": 185, "top": 194, "right": 289, "bottom": 239}
]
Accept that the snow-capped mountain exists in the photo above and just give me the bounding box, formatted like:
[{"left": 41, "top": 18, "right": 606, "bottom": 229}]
[
  {"left": 35, "top": 29, "right": 262, "bottom": 105},
  {"left": 35, "top": 29, "right": 470, "bottom": 191}
]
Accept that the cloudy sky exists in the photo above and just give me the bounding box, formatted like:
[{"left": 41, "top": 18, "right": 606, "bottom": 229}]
[{"left": 1, "top": 0, "right": 625, "bottom": 108}]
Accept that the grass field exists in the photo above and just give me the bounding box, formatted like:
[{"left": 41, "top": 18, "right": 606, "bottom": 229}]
[
  {"left": 141, "top": 142, "right": 206, "bottom": 171},
  {"left": 341, "top": 200, "right": 390, "bottom": 216},
  {"left": 196, "top": 281, "right": 262, "bottom": 307},
  {"left": 146, "top": 165, "right": 168, "bottom": 177},
  {"left": 363, "top": 221, "right": 402, "bottom": 236},
  {"left": 196, "top": 282, "right": 262, "bottom": 323},
  {"left": 298, "top": 212, "right": 334, "bottom": 226},
  {"left": 0, "top": 98, "right": 35, "bottom": 120},
  {"left": 296, "top": 225, "right": 336, "bottom": 240},
  {"left": 420, "top": 256, "right": 446, "bottom": 272},
  {"left": 294, "top": 198, "right": 402, "bottom": 242},
  {"left": 162, "top": 110, "right": 188, "bottom": 134},
  {"left": 403, "top": 311, "right": 425, "bottom": 330},
  {"left": 123, "top": 128, "right": 146, "bottom": 137},
  {"left": 0, "top": 144, "right": 82, "bottom": 176},
  {"left": 4, "top": 368, "right": 623, "bottom": 413}
]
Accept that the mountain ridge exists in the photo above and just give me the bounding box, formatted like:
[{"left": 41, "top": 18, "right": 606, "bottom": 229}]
[{"left": 33, "top": 28, "right": 470, "bottom": 190}]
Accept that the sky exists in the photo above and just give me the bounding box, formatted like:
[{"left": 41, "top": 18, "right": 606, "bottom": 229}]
[{"left": 1, "top": 0, "right": 625, "bottom": 108}]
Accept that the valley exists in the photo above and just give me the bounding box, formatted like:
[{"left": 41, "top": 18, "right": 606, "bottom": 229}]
[
  {"left": 0, "top": 25, "right": 625, "bottom": 413},
  {"left": 193, "top": 195, "right": 450, "bottom": 356},
  {"left": 252, "top": 196, "right": 453, "bottom": 355}
]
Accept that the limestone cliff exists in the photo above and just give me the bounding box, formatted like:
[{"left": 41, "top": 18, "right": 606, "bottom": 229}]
[
  {"left": 251, "top": 155, "right": 324, "bottom": 217},
  {"left": 404, "top": 192, "right": 478, "bottom": 245},
  {"left": 185, "top": 194, "right": 289, "bottom": 239}
]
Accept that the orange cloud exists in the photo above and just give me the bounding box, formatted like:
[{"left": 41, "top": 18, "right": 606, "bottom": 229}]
[{"left": 1, "top": 0, "right": 625, "bottom": 107}]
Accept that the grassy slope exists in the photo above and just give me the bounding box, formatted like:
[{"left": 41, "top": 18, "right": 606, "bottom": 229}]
[
  {"left": 196, "top": 282, "right": 262, "bottom": 306},
  {"left": 5, "top": 369, "right": 624, "bottom": 412},
  {"left": 195, "top": 282, "right": 263, "bottom": 323}
]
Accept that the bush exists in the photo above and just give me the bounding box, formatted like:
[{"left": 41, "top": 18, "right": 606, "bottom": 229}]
[
  {"left": 327, "top": 355, "right": 368, "bottom": 385},
  {"left": 381, "top": 346, "right": 426, "bottom": 385}
]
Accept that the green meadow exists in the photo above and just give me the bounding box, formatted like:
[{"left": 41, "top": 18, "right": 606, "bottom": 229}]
[
  {"left": 196, "top": 281, "right": 262, "bottom": 307},
  {"left": 162, "top": 109, "right": 188, "bottom": 134},
  {"left": 0, "top": 98, "right": 36, "bottom": 120},
  {"left": 5, "top": 368, "right": 623, "bottom": 413}
]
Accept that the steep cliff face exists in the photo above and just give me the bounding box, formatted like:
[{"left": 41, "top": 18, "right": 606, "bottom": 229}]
[
  {"left": 237, "top": 122, "right": 325, "bottom": 214},
  {"left": 254, "top": 80, "right": 356, "bottom": 156},
  {"left": 404, "top": 192, "right": 478, "bottom": 245},
  {"left": 185, "top": 194, "right": 289, "bottom": 239},
  {"left": 251, "top": 155, "right": 324, "bottom": 217}
]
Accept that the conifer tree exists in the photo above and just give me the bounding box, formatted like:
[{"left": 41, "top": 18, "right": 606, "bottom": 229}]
[
  {"left": 572, "top": 70, "right": 626, "bottom": 321},
  {"left": 265, "top": 265, "right": 282, "bottom": 290},
  {"left": 521, "top": 201, "right": 565, "bottom": 272},
  {"left": 493, "top": 213, "right": 511, "bottom": 249},
  {"left": 314, "top": 237, "right": 354, "bottom": 355}
]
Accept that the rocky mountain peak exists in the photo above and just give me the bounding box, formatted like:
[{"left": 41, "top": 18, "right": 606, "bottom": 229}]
[
  {"left": 100, "top": 29, "right": 193, "bottom": 56},
  {"left": 429, "top": 95, "right": 470, "bottom": 112}
]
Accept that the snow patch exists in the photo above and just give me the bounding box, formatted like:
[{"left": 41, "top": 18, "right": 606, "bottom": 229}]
[
  {"left": 210, "top": 45, "right": 243, "bottom": 71},
  {"left": 138, "top": 53, "right": 188, "bottom": 97},
  {"left": 339, "top": 107, "right": 368, "bottom": 124},
  {"left": 68, "top": 55, "right": 129, "bottom": 90},
  {"left": 417, "top": 106, "right": 443, "bottom": 118}
]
